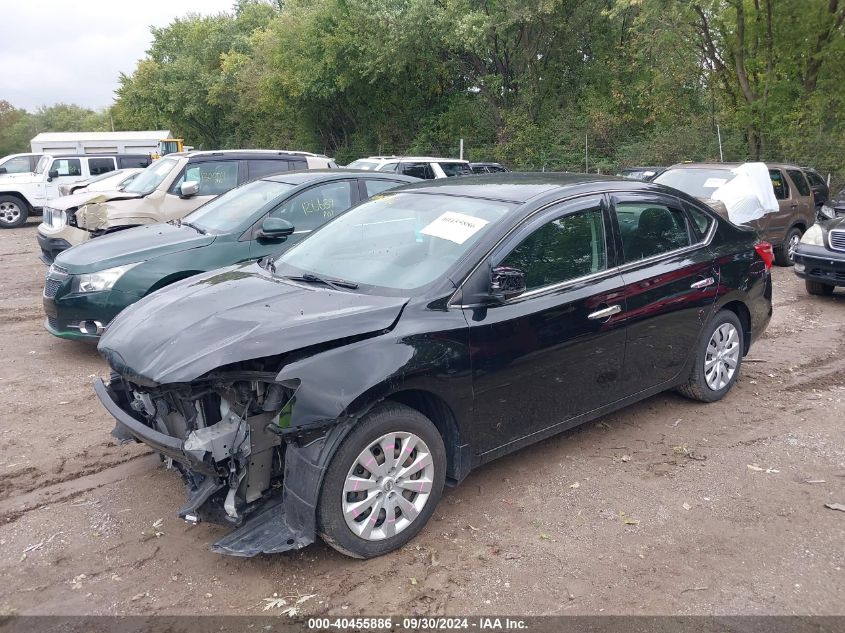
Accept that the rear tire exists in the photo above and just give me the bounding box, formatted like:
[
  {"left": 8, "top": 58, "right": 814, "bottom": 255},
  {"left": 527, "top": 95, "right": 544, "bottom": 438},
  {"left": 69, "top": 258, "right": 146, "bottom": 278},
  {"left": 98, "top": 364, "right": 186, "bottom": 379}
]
[
  {"left": 0, "top": 195, "right": 29, "bottom": 228},
  {"left": 774, "top": 226, "right": 802, "bottom": 266},
  {"left": 805, "top": 279, "right": 835, "bottom": 296},
  {"left": 317, "top": 402, "right": 446, "bottom": 558},
  {"left": 677, "top": 310, "right": 744, "bottom": 403}
]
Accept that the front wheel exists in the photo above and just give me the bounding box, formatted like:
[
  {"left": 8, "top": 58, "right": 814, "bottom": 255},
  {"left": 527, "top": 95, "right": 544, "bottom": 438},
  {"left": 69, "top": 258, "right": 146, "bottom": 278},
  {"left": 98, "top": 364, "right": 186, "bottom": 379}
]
[
  {"left": 677, "top": 310, "right": 744, "bottom": 403},
  {"left": 774, "top": 226, "right": 803, "bottom": 266},
  {"left": 0, "top": 195, "right": 28, "bottom": 229},
  {"left": 805, "top": 279, "right": 835, "bottom": 296},
  {"left": 317, "top": 403, "right": 446, "bottom": 558}
]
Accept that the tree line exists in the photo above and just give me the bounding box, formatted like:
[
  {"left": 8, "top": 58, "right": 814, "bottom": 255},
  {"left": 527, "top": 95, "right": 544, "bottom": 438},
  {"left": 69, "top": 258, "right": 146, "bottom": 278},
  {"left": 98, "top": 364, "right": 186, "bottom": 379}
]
[{"left": 4, "top": 0, "right": 845, "bottom": 180}]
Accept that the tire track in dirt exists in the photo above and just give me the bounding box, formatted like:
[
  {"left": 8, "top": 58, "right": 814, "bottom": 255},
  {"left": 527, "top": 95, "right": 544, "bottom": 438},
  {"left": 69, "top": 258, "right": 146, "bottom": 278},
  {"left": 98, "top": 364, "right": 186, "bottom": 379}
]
[{"left": 0, "top": 453, "right": 158, "bottom": 524}]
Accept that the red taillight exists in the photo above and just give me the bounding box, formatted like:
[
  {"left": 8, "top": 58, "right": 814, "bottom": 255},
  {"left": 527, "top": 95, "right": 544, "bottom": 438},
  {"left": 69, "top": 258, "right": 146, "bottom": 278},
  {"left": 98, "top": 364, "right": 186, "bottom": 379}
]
[{"left": 754, "top": 241, "right": 774, "bottom": 270}]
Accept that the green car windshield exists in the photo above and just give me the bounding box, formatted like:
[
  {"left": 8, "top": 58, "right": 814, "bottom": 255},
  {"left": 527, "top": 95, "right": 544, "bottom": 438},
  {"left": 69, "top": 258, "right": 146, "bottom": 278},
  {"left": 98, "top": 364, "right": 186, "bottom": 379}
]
[
  {"left": 183, "top": 179, "right": 295, "bottom": 233},
  {"left": 122, "top": 158, "right": 178, "bottom": 196},
  {"left": 273, "top": 192, "right": 514, "bottom": 291}
]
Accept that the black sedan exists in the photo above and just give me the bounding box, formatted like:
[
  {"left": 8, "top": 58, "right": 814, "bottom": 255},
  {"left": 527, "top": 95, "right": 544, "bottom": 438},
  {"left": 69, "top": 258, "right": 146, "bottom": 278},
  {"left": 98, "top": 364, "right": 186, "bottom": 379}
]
[
  {"left": 792, "top": 217, "right": 845, "bottom": 295},
  {"left": 94, "top": 174, "right": 773, "bottom": 558}
]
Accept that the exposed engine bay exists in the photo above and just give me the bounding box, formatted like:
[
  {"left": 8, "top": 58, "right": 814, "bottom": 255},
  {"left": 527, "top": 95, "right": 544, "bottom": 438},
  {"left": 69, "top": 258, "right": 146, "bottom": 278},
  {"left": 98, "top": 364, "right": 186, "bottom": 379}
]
[{"left": 108, "top": 369, "right": 298, "bottom": 528}]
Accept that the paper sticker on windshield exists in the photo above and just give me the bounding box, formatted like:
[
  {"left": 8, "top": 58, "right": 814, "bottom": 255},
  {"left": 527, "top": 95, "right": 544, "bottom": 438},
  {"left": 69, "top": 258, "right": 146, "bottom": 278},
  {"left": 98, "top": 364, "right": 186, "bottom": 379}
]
[
  {"left": 420, "top": 212, "right": 489, "bottom": 244},
  {"left": 703, "top": 178, "right": 728, "bottom": 188}
]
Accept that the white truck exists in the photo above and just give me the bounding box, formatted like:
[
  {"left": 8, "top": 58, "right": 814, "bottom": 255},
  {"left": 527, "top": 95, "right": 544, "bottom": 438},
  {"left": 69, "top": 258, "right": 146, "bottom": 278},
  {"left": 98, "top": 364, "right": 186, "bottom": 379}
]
[
  {"left": 0, "top": 153, "right": 151, "bottom": 228},
  {"left": 30, "top": 131, "right": 173, "bottom": 155}
]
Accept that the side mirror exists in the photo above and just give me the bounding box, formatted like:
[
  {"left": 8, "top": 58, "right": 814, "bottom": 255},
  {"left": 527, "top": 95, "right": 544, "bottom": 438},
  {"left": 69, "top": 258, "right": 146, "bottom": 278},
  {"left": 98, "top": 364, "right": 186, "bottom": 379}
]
[
  {"left": 48, "top": 169, "right": 59, "bottom": 181},
  {"left": 180, "top": 180, "right": 200, "bottom": 198},
  {"left": 0, "top": 167, "right": 6, "bottom": 175},
  {"left": 258, "top": 217, "right": 295, "bottom": 240},
  {"left": 490, "top": 266, "right": 526, "bottom": 301}
]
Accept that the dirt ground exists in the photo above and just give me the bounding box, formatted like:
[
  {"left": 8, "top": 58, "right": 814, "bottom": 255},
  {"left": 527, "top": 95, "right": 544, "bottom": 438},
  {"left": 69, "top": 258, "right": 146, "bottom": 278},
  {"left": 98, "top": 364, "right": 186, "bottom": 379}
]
[{"left": 0, "top": 217, "right": 843, "bottom": 617}]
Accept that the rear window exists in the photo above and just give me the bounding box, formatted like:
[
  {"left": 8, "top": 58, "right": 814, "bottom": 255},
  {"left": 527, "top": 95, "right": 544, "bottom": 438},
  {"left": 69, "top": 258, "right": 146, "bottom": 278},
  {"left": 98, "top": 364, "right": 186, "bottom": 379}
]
[
  {"left": 805, "top": 170, "right": 825, "bottom": 188},
  {"left": 654, "top": 168, "right": 735, "bottom": 198}
]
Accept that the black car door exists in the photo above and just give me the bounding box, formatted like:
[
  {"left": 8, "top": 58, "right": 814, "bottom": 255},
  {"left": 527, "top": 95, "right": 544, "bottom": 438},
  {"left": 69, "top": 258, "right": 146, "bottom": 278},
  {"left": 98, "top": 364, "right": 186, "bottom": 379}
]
[
  {"left": 463, "top": 195, "right": 628, "bottom": 455},
  {"left": 610, "top": 193, "right": 719, "bottom": 394}
]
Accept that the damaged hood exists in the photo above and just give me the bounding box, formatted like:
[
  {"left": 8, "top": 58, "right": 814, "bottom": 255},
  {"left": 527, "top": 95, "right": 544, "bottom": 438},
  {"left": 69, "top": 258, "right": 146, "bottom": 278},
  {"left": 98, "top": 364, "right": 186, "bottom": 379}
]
[
  {"left": 98, "top": 263, "right": 409, "bottom": 384},
  {"left": 75, "top": 194, "right": 161, "bottom": 230},
  {"left": 48, "top": 189, "right": 140, "bottom": 212},
  {"left": 55, "top": 223, "right": 216, "bottom": 273},
  {"left": 50, "top": 190, "right": 141, "bottom": 212}
]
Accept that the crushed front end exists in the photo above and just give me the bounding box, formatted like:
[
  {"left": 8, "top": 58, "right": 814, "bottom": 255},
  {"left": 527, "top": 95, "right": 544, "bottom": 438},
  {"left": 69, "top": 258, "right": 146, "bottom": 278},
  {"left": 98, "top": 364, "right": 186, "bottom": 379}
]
[{"left": 95, "top": 367, "right": 322, "bottom": 556}]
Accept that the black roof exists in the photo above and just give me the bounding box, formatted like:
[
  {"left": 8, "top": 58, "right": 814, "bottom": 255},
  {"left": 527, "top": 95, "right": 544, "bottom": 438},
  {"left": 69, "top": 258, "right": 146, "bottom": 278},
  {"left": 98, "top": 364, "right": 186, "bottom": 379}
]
[
  {"left": 264, "top": 169, "right": 420, "bottom": 185},
  {"left": 394, "top": 172, "right": 634, "bottom": 203}
]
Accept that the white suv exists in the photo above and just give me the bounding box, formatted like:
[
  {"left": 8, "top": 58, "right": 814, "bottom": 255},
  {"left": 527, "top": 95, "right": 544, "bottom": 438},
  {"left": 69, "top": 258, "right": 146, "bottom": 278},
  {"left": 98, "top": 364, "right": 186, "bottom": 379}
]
[{"left": 346, "top": 156, "right": 471, "bottom": 179}]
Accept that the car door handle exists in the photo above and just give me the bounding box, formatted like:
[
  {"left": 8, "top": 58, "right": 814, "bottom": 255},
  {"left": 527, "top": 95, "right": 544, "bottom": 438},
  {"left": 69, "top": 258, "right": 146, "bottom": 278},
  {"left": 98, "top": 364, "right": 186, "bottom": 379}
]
[
  {"left": 690, "top": 277, "right": 716, "bottom": 289},
  {"left": 587, "top": 304, "right": 622, "bottom": 320}
]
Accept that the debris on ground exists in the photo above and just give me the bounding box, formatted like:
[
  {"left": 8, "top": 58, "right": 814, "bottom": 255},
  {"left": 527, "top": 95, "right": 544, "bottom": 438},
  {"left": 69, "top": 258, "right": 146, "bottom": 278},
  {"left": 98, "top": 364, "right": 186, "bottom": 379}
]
[
  {"left": 825, "top": 503, "right": 845, "bottom": 512},
  {"left": 747, "top": 464, "right": 779, "bottom": 474},
  {"left": 569, "top": 482, "right": 580, "bottom": 489},
  {"left": 673, "top": 445, "right": 706, "bottom": 461},
  {"left": 141, "top": 519, "right": 164, "bottom": 541}
]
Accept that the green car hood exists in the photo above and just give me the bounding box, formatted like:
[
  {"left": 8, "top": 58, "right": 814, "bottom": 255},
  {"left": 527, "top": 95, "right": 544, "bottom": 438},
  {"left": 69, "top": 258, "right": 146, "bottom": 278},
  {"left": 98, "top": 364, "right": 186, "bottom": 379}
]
[{"left": 55, "top": 223, "right": 216, "bottom": 274}]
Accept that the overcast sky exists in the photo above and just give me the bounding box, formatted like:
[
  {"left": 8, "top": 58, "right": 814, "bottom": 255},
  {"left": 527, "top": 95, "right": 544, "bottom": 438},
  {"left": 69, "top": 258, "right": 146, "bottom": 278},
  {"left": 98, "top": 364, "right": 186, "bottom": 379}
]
[{"left": 0, "top": 0, "right": 236, "bottom": 112}]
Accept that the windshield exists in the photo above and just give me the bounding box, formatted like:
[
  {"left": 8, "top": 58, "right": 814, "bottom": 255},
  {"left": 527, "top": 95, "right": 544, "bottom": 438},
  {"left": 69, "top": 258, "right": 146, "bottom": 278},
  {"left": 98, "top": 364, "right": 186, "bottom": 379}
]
[
  {"left": 346, "top": 159, "right": 380, "bottom": 170},
  {"left": 655, "top": 168, "right": 736, "bottom": 198},
  {"left": 273, "top": 192, "right": 514, "bottom": 291},
  {"left": 122, "top": 158, "right": 178, "bottom": 195},
  {"left": 183, "top": 179, "right": 295, "bottom": 233},
  {"left": 35, "top": 156, "right": 50, "bottom": 175}
]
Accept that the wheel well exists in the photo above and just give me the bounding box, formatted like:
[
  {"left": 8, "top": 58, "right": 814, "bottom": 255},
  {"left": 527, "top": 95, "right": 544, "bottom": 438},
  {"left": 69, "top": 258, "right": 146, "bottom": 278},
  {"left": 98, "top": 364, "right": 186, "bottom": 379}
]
[
  {"left": 0, "top": 192, "right": 32, "bottom": 212},
  {"left": 147, "top": 272, "right": 204, "bottom": 294},
  {"left": 791, "top": 221, "right": 807, "bottom": 233},
  {"left": 387, "top": 390, "right": 464, "bottom": 482},
  {"left": 720, "top": 300, "right": 751, "bottom": 355}
]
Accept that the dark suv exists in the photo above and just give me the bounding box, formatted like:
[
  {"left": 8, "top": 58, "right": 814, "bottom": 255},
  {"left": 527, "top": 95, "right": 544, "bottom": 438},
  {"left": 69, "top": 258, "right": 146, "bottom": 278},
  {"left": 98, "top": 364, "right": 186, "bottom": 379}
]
[{"left": 655, "top": 162, "right": 816, "bottom": 265}]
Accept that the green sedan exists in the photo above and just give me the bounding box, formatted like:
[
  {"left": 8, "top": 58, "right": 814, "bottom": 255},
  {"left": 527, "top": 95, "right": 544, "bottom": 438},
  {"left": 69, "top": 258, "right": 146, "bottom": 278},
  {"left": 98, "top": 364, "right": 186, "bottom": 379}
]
[{"left": 43, "top": 170, "right": 418, "bottom": 340}]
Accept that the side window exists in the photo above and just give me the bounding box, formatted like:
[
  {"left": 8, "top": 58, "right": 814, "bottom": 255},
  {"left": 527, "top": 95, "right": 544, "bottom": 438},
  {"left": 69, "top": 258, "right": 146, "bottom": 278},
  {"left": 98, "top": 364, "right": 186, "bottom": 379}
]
[
  {"left": 363, "top": 179, "right": 403, "bottom": 197},
  {"left": 50, "top": 159, "right": 82, "bottom": 177},
  {"left": 88, "top": 157, "right": 116, "bottom": 176},
  {"left": 401, "top": 162, "right": 435, "bottom": 179},
  {"left": 685, "top": 204, "right": 714, "bottom": 237},
  {"left": 0, "top": 156, "right": 34, "bottom": 174},
  {"left": 170, "top": 160, "right": 239, "bottom": 196},
  {"left": 615, "top": 202, "right": 691, "bottom": 262},
  {"left": 786, "top": 169, "right": 810, "bottom": 197},
  {"left": 499, "top": 208, "right": 607, "bottom": 291},
  {"left": 438, "top": 162, "right": 471, "bottom": 177},
  {"left": 769, "top": 169, "right": 789, "bottom": 199},
  {"left": 269, "top": 181, "right": 352, "bottom": 232},
  {"left": 248, "top": 159, "right": 291, "bottom": 180},
  {"left": 117, "top": 156, "right": 151, "bottom": 168},
  {"left": 377, "top": 162, "right": 399, "bottom": 173},
  {"left": 806, "top": 171, "right": 825, "bottom": 188}
]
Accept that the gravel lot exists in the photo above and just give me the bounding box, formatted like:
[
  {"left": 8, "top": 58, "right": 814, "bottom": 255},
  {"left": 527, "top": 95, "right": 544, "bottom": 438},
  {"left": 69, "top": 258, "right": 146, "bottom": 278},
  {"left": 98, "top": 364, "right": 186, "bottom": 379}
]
[{"left": 0, "top": 218, "right": 843, "bottom": 616}]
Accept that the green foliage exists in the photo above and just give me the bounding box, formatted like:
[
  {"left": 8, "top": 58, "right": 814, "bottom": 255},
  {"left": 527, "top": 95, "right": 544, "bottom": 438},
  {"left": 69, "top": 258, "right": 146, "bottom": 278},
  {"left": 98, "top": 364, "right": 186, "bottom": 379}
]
[{"left": 4, "top": 0, "right": 845, "bottom": 181}]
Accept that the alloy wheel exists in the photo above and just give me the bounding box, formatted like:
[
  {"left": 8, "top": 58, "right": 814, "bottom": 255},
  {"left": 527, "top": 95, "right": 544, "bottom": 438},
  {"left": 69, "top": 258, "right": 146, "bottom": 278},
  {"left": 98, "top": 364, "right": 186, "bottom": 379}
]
[
  {"left": 0, "top": 201, "right": 21, "bottom": 225},
  {"left": 342, "top": 431, "right": 434, "bottom": 541},
  {"left": 704, "top": 323, "right": 740, "bottom": 391},
  {"left": 787, "top": 233, "right": 801, "bottom": 261}
]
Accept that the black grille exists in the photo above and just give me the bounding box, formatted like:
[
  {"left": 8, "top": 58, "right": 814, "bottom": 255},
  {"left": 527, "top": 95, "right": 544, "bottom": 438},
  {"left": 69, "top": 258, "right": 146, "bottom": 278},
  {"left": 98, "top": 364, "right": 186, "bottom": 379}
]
[
  {"left": 830, "top": 230, "right": 845, "bottom": 252},
  {"left": 44, "top": 277, "right": 62, "bottom": 298},
  {"left": 47, "top": 316, "right": 60, "bottom": 331}
]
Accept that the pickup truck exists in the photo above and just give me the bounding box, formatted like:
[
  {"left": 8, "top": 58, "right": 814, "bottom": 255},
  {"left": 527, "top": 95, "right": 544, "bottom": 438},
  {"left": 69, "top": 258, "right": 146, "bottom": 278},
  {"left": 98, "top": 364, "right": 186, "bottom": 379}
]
[{"left": 0, "top": 153, "right": 150, "bottom": 228}]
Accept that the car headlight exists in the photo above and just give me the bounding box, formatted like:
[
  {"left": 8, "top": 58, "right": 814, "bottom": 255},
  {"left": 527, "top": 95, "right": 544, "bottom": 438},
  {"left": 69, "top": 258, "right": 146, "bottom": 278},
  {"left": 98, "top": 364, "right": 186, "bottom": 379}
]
[
  {"left": 799, "top": 224, "right": 824, "bottom": 246},
  {"left": 76, "top": 263, "right": 140, "bottom": 293},
  {"left": 819, "top": 204, "right": 836, "bottom": 220},
  {"left": 45, "top": 207, "right": 66, "bottom": 229}
]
